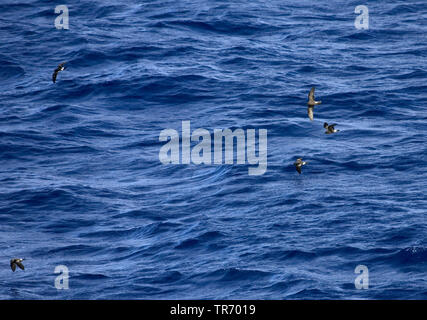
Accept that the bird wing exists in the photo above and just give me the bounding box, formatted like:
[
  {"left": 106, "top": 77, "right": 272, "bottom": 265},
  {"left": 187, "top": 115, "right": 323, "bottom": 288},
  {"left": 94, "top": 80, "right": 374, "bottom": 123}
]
[
  {"left": 308, "top": 87, "right": 315, "bottom": 103},
  {"left": 295, "top": 165, "right": 301, "bottom": 174},
  {"left": 16, "top": 261, "right": 25, "bottom": 270},
  {"left": 11, "top": 262, "right": 16, "bottom": 272},
  {"left": 52, "top": 70, "right": 58, "bottom": 83},
  {"left": 308, "top": 87, "right": 315, "bottom": 99},
  {"left": 307, "top": 106, "right": 314, "bottom": 121}
]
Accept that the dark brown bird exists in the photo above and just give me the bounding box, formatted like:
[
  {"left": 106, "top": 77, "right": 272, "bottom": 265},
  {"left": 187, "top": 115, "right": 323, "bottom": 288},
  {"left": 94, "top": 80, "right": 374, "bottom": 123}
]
[
  {"left": 10, "top": 258, "right": 25, "bottom": 272},
  {"left": 294, "top": 158, "right": 307, "bottom": 174},
  {"left": 307, "top": 87, "right": 322, "bottom": 121},
  {"left": 324, "top": 122, "right": 340, "bottom": 134},
  {"left": 52, "top": 62, "right": 66, "bottom": 83}
]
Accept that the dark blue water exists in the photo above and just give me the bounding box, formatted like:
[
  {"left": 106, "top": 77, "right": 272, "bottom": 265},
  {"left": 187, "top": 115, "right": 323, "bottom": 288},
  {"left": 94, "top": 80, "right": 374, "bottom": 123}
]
[{"left": 0, "top": 0, "right": 426, "bottom": 299}]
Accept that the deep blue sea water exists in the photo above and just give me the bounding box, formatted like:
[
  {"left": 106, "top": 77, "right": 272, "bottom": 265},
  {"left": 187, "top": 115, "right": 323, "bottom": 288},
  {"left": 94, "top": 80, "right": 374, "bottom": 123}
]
[{"left": 0, "top": 0, "right": 426, "bottom": 299}]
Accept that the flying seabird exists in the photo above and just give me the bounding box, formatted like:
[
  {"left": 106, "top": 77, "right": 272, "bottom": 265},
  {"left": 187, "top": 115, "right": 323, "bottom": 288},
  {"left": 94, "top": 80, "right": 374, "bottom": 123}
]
[
  {"left": 307, "top": 87, "right": 322, "bottom": 121},
  {"left": 294, "top": 158, "right": 307, "bottom": 174},
  {"left": 52, "top": 62, "right": 66, "bottom": 83},
  {"left": 10, "top": 258, "right": 25, "bottom": 272},
  {"left": 324, "top": 122, "right": 340, "bottom": 134}
]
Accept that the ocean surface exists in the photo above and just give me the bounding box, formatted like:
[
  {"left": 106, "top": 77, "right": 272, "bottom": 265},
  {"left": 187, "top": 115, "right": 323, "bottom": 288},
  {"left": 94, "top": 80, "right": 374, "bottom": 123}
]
[{"left": 0, "top": 0, "right": 426, "bottom": 299}]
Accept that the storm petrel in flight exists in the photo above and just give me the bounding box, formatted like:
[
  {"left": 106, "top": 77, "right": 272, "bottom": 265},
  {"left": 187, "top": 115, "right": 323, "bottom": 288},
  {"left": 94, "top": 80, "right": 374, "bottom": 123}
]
[
  {"left": 324, "top": 122, "right": 340, "bottom": 134},
  {"left": 294, "top": 158, "right": 307, "bottom": 174},
  {"left": 10, "top": 258, "right": 25, "bottom": 272},
  {"left": 52, "top": 62, "right": 66, "bottom": 83}
]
